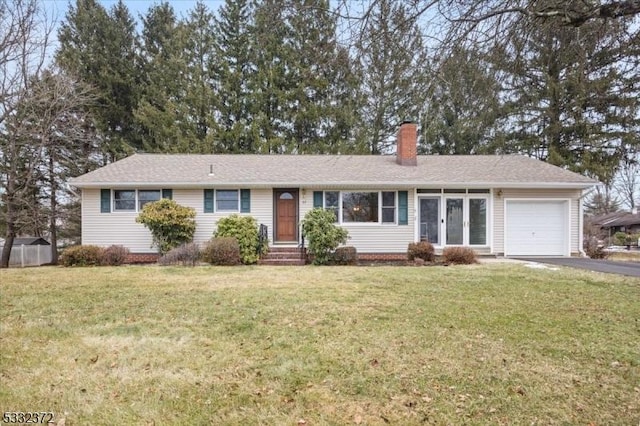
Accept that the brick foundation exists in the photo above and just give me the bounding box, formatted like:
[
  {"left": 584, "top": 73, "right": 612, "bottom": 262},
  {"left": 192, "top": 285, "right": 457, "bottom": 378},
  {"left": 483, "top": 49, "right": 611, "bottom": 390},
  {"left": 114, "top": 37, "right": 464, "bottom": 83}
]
[
  {"left": 125, "top": 253, "right": 160, "bottom": 264},
  {"left": 358, "top": 253, "right": 408, "bottom": 262}
]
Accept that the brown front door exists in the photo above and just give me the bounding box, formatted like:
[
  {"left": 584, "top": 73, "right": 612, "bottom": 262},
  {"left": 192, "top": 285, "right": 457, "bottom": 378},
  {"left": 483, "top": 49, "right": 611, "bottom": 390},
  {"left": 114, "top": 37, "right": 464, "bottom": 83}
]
[{"left": 275, "top": 189, "right": 298, "bottom": 242}]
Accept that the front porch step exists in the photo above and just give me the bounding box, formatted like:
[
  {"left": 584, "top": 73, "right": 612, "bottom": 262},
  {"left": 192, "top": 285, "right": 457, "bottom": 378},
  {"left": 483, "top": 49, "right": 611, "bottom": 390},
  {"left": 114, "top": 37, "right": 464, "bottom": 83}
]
[
  {"left": 258, "top": 258, "right": 306, "bottom": 266},
  {"left": 259, "top": 247, "right": 307, "bottom": 265}
]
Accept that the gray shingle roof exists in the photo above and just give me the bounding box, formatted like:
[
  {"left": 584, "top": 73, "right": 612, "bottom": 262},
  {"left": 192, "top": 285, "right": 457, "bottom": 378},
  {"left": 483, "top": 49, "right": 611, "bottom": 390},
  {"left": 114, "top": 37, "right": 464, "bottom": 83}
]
[{"left": 69, "top": 154, "right": 597, "bottom": 189}]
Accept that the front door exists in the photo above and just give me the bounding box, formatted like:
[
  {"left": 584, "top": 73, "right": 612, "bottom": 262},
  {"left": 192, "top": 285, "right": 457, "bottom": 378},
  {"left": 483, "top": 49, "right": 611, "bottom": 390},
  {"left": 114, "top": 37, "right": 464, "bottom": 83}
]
[{"left": 274, "top": 189, "right": 299, "bottom": 242}]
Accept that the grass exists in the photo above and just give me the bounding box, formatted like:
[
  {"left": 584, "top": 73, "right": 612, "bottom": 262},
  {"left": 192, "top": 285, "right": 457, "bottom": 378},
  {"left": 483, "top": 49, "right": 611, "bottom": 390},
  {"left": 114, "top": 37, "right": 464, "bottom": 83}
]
[
  {"left": 1, "top": 264, "right": 639, "bottom": 425},
  {"left": 607, "top": 250, "right": 640, "bottom": 262}
]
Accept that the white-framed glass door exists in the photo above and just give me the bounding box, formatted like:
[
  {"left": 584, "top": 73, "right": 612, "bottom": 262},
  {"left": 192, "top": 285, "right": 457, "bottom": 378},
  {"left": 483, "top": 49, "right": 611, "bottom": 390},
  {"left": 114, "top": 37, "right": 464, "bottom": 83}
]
[
  {"left": 419, "top": 195, "right": 489, "bottom": 247},
  {"left": 468, "top": 197, "right": 488, "bottom": 246},
  {"left": 445, "top": 197, "right": 464, "bottom": 245},
  {"left": 419, "top": 197, "right": 441, "bottom": 245}
]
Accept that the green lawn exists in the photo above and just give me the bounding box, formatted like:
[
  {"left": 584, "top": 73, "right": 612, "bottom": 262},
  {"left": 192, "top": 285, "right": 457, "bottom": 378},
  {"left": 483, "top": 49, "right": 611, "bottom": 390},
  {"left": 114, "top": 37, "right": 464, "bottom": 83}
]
[{"left": 1, "top": 264, "right": 639, "bottom": 425}]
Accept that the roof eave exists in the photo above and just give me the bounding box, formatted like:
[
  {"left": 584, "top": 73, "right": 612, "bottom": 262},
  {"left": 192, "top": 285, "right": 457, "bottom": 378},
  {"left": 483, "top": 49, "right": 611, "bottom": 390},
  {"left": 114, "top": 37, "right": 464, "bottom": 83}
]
[{"left": 69, "top": 180, "right": 597, "bottom": 190}]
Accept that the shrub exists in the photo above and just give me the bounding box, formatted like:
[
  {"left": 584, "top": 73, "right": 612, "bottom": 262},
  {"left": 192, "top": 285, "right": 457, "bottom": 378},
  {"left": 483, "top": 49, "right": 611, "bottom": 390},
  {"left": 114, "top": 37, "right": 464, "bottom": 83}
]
[
  {"left": 201, "top": 237, "right": 241, "bottom": 266},
  {"left": 301, "top": 208, "right": 349, "bottom": 265},
  {"left": 214, "top": 215, "right": 261, "bottom": 264},
  {"left": 583, "top": 237, "right": 609, "bottom": 260},
  {"left": 101, "top": 245, "right": 130, "bottom": 266},
  {"left": 442, "top": 247, "right": 478, "bottom": 265},
  {"left": 407, "top": 241, "right": 435, "bottom": 262},
  {"left": 332, "top": 246, "right": 358, "bottom": 265},
  {"left": 59, "top": 245, "right": 104, "bottom": 267},
  {"left": 613, "top": 231, "right": 628, "bottom": 246},
  {"left": 136, "top": 199, "right": 196, "bottom": 255},
  {"left": 158, "top": 243, "right": 201, "bottom": 266}
]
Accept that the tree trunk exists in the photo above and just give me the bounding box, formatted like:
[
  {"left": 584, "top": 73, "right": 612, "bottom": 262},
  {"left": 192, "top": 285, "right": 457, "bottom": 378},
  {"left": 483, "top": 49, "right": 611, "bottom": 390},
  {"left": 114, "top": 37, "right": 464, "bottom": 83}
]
[
  {"left": 49, "top": 155, "right": 58, "bottom": 264},
  {"left": 1, "top": 180, "right": 17, "bottom": 268}
]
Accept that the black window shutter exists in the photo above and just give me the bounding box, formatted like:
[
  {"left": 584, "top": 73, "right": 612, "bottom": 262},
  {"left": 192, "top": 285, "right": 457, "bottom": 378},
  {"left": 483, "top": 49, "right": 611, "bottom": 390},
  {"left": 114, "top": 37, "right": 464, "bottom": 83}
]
[
  {"left": 100, "top": 189, "right": 111, "bottom": 213},
  {"left": 240, "top": 189, "right": 251, "bottom": 213},
  {"left": 313, "top": 191, "right": 323, "bottom": 208},
  {"left": 398, "top": 191, "right": 408, "bottom": 225},
  {"left": 162, "top": 189, "right": 173, "bottom": 199},
  {"left": 204, "top": 189, "right": 214, "bottom": 213}
]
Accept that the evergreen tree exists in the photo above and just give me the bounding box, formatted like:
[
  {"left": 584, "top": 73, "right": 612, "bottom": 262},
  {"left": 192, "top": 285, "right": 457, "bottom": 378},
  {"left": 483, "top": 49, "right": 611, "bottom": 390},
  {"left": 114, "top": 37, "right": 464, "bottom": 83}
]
[
  {"left": 354, "top": 0, "right": 430, "bottom": 154},
  {"left": 495, "top": 16, "right": 640, "bottom": 184},
  {"left": 285, "top": 0, "right": 359, "bottom": 154},
  {"left": 420, "top": 47, "right": 503, "bottom": 155},
  {"left": 135, "top": 2, "right": 190, "bottom": 152},
  {"left": 182, "top": 1, "right": 218, "bottom": 152},
  {"left": 249, "top": 0, "right": 294, "bottom": 153},
  {"left": 213, "top": 0, "right": 257, "bottom": 153},
  {"left": 56, "top": 0, "right": 139, "bottom": 160}
]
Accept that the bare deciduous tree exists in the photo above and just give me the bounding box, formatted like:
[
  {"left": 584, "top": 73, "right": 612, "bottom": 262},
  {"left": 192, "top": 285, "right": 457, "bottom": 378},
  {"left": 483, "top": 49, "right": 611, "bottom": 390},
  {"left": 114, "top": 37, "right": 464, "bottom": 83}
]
[
  {"left": 1, "top": 0, "right": 95, "bottom": 267},
  {"left": 0, "top": 0, "right": 54, "bottom": 268},
  {"left": 614, "top": 153, "right": 640, "bottom": 209}
]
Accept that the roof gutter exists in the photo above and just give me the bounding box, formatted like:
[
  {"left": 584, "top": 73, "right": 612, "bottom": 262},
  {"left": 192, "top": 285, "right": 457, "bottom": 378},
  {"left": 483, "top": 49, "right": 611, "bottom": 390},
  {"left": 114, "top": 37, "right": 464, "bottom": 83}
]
[{"left": 68, "top": 180, "right": 598, "bottom": 190}]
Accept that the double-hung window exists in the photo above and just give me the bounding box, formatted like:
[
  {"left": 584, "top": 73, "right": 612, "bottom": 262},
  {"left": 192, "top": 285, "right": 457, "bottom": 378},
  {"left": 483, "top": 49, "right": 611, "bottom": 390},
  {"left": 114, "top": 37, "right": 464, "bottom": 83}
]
[
  {"left": 138, "top": 190, "right": 161, "bottom": 210},
  {"left": 114, "top": 190, "right": 136, "bottom": 211},
  {"left": 381, "top": 191, "right": 396, "bottom": 223},
  {"left": 216, "top": 190, "right": 239, "bottom": 211},
  {"left": 324, "top": 191, "right": 339, "bottom": 222}
]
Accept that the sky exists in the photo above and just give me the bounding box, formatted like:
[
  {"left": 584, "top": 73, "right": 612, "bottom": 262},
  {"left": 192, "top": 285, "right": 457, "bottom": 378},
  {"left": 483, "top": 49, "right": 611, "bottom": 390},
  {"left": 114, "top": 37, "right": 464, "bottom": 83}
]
[{"left": 44, "top": 0, "right": 222, "bottom": 21}]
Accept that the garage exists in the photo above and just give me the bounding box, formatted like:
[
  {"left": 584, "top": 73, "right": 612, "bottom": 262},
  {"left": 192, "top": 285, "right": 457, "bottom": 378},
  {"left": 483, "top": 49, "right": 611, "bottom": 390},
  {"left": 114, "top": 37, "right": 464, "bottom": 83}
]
[{"left": 505, "top": 200, "right": 569, "bottom": 256}]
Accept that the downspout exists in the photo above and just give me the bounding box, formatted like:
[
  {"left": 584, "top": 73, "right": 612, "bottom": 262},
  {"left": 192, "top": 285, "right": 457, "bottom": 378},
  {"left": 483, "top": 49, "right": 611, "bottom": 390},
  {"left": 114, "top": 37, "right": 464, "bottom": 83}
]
[{"left": 578, "top": 187, "right": 598, "bottom": 257}]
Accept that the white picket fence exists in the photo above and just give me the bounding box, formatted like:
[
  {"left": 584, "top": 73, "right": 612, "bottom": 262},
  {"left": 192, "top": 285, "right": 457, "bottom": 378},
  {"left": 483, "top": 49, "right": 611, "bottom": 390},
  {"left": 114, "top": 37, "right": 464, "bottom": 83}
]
[{"left": 0, "top": 244, "right": 52, "bottom": 267}]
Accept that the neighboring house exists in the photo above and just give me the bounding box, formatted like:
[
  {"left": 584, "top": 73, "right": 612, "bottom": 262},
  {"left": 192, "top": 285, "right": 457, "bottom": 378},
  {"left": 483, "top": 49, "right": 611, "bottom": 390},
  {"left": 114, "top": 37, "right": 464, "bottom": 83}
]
[
  {"left": 592, "top": 210, "right": 640, "bottom": 235},
  {"left": 12, "top": 237, "right": 51, "bottom": 246},
  {"left": 69, "top": 122, "right": 597, "bottom": 260}
]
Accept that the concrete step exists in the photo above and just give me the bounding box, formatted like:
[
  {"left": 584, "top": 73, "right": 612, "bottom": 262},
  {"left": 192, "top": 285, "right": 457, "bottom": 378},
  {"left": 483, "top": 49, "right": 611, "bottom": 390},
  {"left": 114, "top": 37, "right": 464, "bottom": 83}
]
[{"left": 258, "top": 258, "right": 306, "bottom": 266}]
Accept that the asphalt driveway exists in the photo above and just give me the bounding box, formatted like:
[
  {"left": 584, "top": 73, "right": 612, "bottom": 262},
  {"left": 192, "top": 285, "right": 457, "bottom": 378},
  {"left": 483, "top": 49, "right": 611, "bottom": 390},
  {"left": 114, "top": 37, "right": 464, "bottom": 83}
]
[{"left": 516, "top": 257, "right": 640, "bottom": 278}]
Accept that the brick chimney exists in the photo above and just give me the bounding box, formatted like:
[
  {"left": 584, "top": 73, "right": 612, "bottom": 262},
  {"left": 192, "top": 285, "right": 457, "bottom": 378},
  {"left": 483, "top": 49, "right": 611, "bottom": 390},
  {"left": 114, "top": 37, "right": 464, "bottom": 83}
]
[{"left": 396, "top": 121, "right": 417, "bottom": 166}]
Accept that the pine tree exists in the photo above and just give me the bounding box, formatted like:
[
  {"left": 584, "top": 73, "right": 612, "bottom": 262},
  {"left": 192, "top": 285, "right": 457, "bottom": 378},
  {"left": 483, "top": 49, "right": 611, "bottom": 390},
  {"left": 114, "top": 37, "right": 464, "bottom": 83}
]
[
  {"left": 420, "top": 47, "right": 503, "bottom": 155},
  {"left": 285, "top": 0, "right": 360, "bottom": 154},
  {"left": 182, "top": 1, "right": 218, "bottom": 152},
  {"left": 56, "top": 0, "right": 139, "bottom": 160},
  {"left": 495, "top": 16, "right": 640, "bottom": 184},
  {"left": 354, "top": 0, "right": 430, "bottom": 154},
  {"left": 135, "top": 2, "right": 183, "bottom": 152},
  {"left": 212, "top": 0, "right": 257, "bottom": 153}
]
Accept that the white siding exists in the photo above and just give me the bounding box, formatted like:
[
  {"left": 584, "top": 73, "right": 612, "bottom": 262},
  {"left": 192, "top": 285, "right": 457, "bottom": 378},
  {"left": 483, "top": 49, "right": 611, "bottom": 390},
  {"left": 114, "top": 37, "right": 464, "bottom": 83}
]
[
  {"left": 82, "top": 189, "right": 154, "bottom": 252},
  {"left": 299, "top": 188, "right": 416, "bottom": 253},
  {"left": 82, "top": 188, "right": 273, "bottom": 253},
  {"left": 493, "top": 188, "right": 581, "bottom": 255}
]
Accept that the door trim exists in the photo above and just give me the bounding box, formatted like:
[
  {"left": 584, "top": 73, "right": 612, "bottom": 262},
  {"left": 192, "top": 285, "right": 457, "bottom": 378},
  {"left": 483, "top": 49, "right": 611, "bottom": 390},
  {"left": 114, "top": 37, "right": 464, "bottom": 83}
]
[
  {"left": 417, "top": 193, "right": 491, "bottom": 249},
  {"left": 273, "top": 188, "right": 299, "bottom": 243}
]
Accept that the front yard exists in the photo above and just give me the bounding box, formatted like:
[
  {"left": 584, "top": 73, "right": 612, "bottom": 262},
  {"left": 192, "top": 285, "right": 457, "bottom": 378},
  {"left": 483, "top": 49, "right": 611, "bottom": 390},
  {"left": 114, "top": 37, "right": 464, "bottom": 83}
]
[{"left": 1, "top": 264, "right": 638, "bottom": 425}]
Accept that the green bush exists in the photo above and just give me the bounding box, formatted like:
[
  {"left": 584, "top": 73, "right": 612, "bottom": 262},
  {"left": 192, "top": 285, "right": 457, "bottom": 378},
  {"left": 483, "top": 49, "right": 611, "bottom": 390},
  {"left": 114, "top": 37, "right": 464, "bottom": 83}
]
[
  {"left": 407, "top": 241, "right": 435, "bottom": 262},
  {"left": 201, "top": 237, "right": 241, "bottom": 266},
  {"left": 332, "top": 246, "right": 358, "bottom": 265},
  {"left": 136, "top": 199, "right": 196, "bottom": 254},
  {"left": 101, "top": 245, "right": 130, "bottom": 266},
  {"left": 214, "top": 215, "right": 261, "bottom": 264},
  {"left": 59, "top": 245, "right": 104, "bottom": 267},
  {"left": 442, "top": 247, "right": 478, "bottom": 265},
  {"left": 301, "top": 208, "right": 349, "bottom": 265},
  {"left": 613, "top": 232, "right": 639, "bottom": 246},
  {"left": 158, "top": 243, "right": 201, "bottom": 266}
]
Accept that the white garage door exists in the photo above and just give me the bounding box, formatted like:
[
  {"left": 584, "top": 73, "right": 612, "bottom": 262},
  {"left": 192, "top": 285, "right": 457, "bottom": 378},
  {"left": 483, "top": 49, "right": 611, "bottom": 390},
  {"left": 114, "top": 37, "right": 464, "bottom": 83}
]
[{"left": 505, "top": 200, "right": 568, "bottom": 256}]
